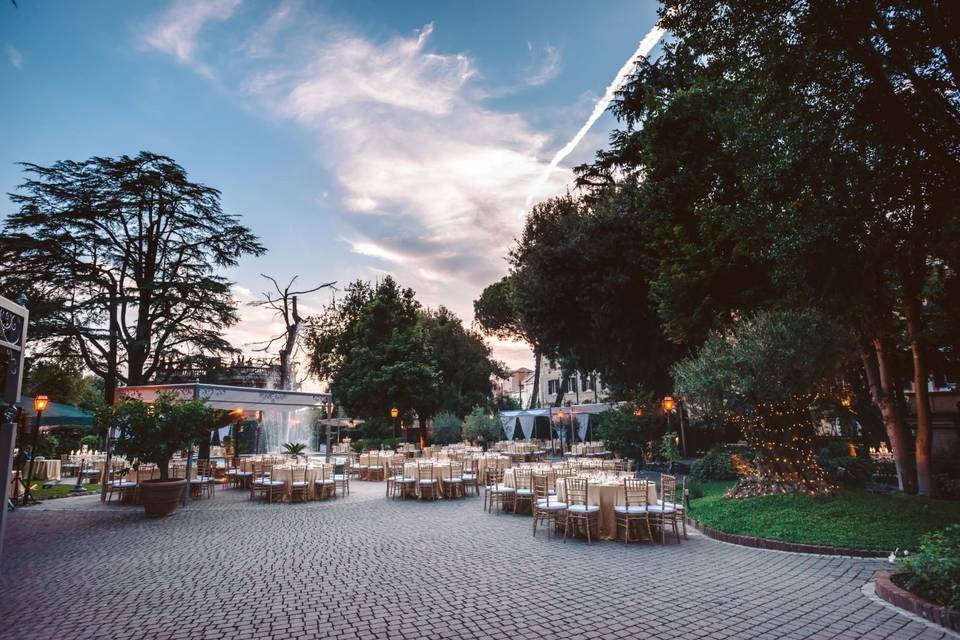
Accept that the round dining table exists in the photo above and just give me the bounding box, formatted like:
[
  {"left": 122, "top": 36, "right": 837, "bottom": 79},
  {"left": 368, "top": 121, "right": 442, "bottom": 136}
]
[
  {"left": 271, "top": 464, "right": 335, "bottom": 500},
  {"left": 555, "top": 478, "right": 658, "bottom": 539}
]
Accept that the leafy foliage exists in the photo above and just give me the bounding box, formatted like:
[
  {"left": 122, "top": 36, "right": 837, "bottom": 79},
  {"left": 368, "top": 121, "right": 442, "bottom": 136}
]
[
  {"left": 898, "top": 525, "right": 960, "bottom": 608},
  {"left": 24, "top": 360, "right": 103, "bottom": 411},
  {"left": 305, "top": 278, "right": 438, "bottom": 423},
  {"left": 306, "top": 278, "right": 500, "bottom": 428},
  {"left": 690, "top": 445, "right": 738, "bottom": 482},
  {"left": 508, "top": 195, "right": 681, "bottom": 395},
  {"left": 463, "top": 407, "right": 501, "bottom": 444},
  {"left": 420, "top": 306, "right": 502, "bottom": 417},
  {"left": 593, "top": 405, "right": 660, "bottom": 463},
  {"left": 430, "top": 411, "right": 462, "bottom": 445},
  {"left": 673, "top": 309, "right": 854, "bottom": 414},
  {"left": 0, "top": 152, "right": 265, "bottom": 402},
  {"left": 109, "top": 395, "right": 216, "bottom": 480},
  {"left": 657, "top": 432, "right": 681, "bottom": 463},
  {"left": 282, "top": 442, "right": 307, "bottom": 456},
  {"left": 674, "top": 309, "right": 852, "bottom": 494}
]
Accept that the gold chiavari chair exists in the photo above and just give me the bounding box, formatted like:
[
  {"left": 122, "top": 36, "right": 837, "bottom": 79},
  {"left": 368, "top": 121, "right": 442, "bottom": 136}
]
[
  {"left": 333, "top": 458, "right": 351, "bottom": 496},
  {"left": 289, "top": 465, "right": 308, "bottom": 503},
  {"left": 532, "top": 474, "right": 566, "bottom": 540},
  {"left": 563, "top": 477, "right": 600, "bottom": 544},
  {"left": 105, "top": 463, "right": 136, "bottom": 504},
  {"left": 443, "top": 461, "right": 464, "bottom": 499},
  {"left": 416, "top": 462, "right": 439, "bottom": 500},
  {"left": 483, "top": 466, "right": 515, "bottom": 514},
  {"left": 656, "top": 474, "right": 688, "bottom": 539},
  {"left": 314, "top": 464, "right": 335, "bottom": 500},
  {"left": 649, "top": 474, "right": 681, "bottom": 544},
  {"left": 251, "top": 461, "right": 284, "bottom": 502},
  {"left": 462, "top": 458, "right": 480, "bottom": 497},
  {"left": 368, "top": 455, "right": 386, "bottom": 482},
  {"left": 615, "top": 478, "right": 654, "bottom": 545},
  {"left": 191, "top": 460, "right": 215, "bottom": 499},
  {"left": 512, "top": 467, "right": 534, "bottom": 515}
]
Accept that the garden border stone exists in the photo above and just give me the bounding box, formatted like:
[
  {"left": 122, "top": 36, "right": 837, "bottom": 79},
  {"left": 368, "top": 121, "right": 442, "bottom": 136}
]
[
  {"left": 873, "top": 570, "right": 960, "bottom": 633},
  {"left": 688, "top": 516, "right": 888, "bottom": 557}
]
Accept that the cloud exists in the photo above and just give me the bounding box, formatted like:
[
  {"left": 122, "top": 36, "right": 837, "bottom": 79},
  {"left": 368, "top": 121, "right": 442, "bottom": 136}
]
[
  {"left": 525, "top": 43, "right": 561, "bottom": 86},
  {"left": 249, "top": 22, "right": 569, "bottom": 308},
  {"left": 142, "top": 0, "right": 241, "bottom": 76},
  {"left": 6, "top": 44, "right": 23, "bottom": 69},
  {"left": 279, "top": 24, "right": 473, "bottom": 120},
  {"left": 240, "top": 0, "right": 298, "bottom": 59}
]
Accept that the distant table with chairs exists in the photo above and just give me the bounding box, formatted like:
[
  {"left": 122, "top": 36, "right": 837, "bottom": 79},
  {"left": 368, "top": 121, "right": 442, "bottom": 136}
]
[
  {"left": 555, "top": 475, "right": 657, "bottom": 540},
  {"left": 271, "top": 463, "right": 335, "bottom": 501}
]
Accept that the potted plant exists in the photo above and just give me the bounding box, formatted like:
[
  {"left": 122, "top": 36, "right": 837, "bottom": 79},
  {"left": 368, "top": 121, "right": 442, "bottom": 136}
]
[
  {"left": 282, "top": 442, "right": 307, "bottom": 461},
  {"left": 110, "top": 395, "right": 215, "bottom": 517}
]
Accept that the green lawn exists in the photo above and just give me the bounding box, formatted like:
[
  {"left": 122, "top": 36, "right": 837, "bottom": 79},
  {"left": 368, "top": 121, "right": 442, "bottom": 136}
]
[
  {"left": 28, "top": 483, "right": 100, "bottom": 500},
  {"left": 687, "top": 481, "right": 960, "bottom": 551}
]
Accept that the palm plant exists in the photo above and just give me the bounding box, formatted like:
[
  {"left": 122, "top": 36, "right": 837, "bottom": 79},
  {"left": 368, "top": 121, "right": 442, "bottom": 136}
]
[{"left": 282, "top": 442, "right": 307, "bottom": 458}]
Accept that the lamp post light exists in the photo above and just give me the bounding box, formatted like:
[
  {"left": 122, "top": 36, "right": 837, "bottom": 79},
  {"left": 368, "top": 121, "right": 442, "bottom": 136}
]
[
  {"left": 22, "top": 395, "right": 47, "bottom": 505},
  {"left": 661, "top": 395, "right": 686, "bottom": 457},
  {"left": 390, "top": 407, "right": 399, "bottom": 440}
]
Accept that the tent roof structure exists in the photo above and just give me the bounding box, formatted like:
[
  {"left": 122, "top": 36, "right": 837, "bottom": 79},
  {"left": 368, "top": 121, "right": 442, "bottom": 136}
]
[
  {"left": 20, "top": 395, "right": 95, "bottom": 429},
  {"left": 116, "top": 383, "right": 331, "bottom": 413}
]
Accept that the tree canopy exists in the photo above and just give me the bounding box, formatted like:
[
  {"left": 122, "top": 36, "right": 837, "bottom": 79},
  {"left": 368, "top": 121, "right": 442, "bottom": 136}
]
[
  {"left": 305, "top": 277, "right": 499, "bottom": 432},
  {"left": 0, "top": 152, "right": 266, "bottom": 404}
]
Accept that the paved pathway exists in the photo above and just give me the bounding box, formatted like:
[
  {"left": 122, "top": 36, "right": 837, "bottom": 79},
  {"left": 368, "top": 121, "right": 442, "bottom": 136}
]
[{"left": 0, "top": 481, "right": 950, "bottom": 640}]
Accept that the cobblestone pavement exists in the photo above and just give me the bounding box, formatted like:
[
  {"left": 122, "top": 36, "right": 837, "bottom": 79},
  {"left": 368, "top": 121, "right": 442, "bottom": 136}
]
[{"left": 0, "top": 481, "right": 950, "bottom": 640}]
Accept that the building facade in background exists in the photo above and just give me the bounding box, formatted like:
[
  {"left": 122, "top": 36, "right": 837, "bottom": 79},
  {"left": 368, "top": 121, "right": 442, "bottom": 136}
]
[{"left": 494, "top": 360, "right": 607, "bottom": 408}]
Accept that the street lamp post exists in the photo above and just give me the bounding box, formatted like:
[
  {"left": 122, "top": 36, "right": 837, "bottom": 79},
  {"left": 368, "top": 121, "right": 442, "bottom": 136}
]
[
  {"left": 22, "top": 395, "right": 47, "bottom": 505},
  {"left": 661, "top": 396, "right": 685, "bottom": 457},
  {"left": 390, "top": 407, "right": 399, "bottom": 440}
]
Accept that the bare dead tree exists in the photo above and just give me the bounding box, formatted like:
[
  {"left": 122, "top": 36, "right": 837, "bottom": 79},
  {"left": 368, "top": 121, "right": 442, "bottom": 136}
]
[{"left": 249, "top": 274, "right": 335, "bottom": 390}]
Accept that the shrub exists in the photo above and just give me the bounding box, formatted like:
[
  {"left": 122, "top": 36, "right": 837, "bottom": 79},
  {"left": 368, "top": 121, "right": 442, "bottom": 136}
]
[
  {"left": 658, "top": 432, "right": 680, "bottom": 462},
  {"left": 463, "top": 407, "right": 501, "bottom": 444},
  {"left": 690, "top": 445, "right": 738, "bottom": 481},
  {"left": 431, "top": 412, "right": 462, "bottom": 445},
  {"left": 81, "top": 434, "right": 100, "bottom": 450},
  {"left": 816, "top": 446, "right": 874, "bottom": 487},
  {"left": 594, "top": 406, "right": 659, "bottom": 462},
  {"left": 687, "top": 478, "right": 705, "bottom": 500},
  {"left": 898, "top": 524, "right": 960, "bottom": 609}
]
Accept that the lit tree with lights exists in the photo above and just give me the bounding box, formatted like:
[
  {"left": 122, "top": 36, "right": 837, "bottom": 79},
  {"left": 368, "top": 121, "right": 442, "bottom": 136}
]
[{"left": 673, "top": 309, "right": 853, "bottom": 497}]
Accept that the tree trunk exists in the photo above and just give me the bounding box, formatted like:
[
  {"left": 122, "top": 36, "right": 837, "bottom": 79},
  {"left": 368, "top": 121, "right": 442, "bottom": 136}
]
[
  {"left": 904, "top": 295, "right": 934, "bottom": 495},
  {"left": 158, "top": 459, "right": 169, "bottom": 481},
  {"left": 552, "top": 369, "right": 569, "bottom": 408},
  {"left": 528, "top": 348, "right": 542, "bottom": 409},
  {"left": 104, "top": 281, "right": 119, "bottom": 405},
  {"left": 860, "top": 338, "right": 917, "bottom": 494}
]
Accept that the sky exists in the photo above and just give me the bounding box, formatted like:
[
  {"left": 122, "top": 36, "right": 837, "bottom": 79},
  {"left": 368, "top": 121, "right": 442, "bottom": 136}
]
[{"left": 0, "top": 0, "right": 663, "bottom": 377}]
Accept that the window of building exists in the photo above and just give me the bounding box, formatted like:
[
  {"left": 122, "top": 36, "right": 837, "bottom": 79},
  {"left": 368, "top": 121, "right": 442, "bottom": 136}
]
[{"left": 548, "top": 379, "right": 559, "bottom": 395}]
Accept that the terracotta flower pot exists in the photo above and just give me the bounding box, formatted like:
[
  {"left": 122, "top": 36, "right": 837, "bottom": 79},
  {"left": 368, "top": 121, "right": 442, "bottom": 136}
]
[{"left": 139, "top": 479, "right": 187, "bottom": 518}]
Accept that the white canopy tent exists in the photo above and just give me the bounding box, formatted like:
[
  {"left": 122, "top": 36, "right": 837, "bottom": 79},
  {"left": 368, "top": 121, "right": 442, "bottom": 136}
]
[
  {"left": 498, "top": 408, "right": 550, "bottom": 440},
  {"left": 500, "top": 403, "right": 613, "bottom": 444}
]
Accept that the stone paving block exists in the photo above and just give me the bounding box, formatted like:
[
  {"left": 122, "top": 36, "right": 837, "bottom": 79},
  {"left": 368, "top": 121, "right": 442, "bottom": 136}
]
[{"left": 0, "top": 481, "right": 949, "bottom": 640}]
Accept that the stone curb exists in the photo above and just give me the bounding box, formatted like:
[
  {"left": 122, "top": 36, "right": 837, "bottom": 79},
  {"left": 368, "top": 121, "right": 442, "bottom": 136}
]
[
  {"left": 873, "top": 570, "right": 960, "bottom": 633},
  {"left": 688, "top": 516, "right": 888, "bottom": 558}
]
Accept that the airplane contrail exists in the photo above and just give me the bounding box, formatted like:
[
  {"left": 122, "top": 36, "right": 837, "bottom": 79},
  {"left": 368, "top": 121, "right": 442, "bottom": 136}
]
[{"left": 525, "top": 23, "right": 666, "bottom": 206}]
